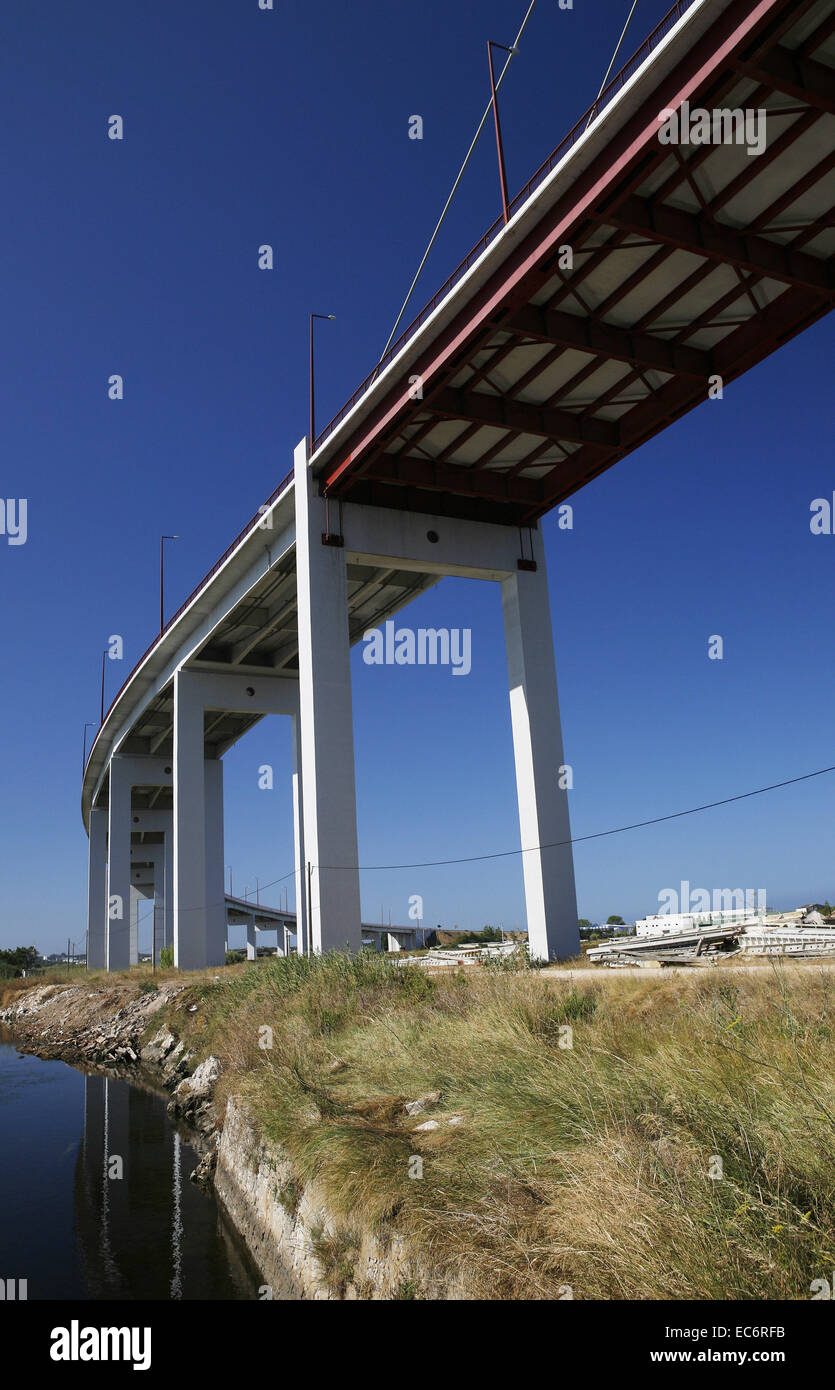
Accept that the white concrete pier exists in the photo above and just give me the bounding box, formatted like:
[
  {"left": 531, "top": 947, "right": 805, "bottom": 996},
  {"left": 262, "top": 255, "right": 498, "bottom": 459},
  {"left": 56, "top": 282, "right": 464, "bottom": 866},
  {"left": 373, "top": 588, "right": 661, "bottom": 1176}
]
[{"left": 295, "top": 438, "right": 363, "bottom": 955}]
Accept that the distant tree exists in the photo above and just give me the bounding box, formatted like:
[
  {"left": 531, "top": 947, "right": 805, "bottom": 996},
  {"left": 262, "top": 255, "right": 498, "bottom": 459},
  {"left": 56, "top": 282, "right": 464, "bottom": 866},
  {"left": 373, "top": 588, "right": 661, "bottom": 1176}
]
[
  {"left": 606, "top": 915, "right": 625, "bottom": 926},
  {"left": 446, "top": 925, "right": 504, "bottom": 946},
  {"left": 0, "top": 945, "right": 40, "bottom": 975},
  {"left": 578, "top": 918, "right": 591, "bottom": 930},
  {"left": 158, "top": 945, "right": 174, "bottom": 969}
]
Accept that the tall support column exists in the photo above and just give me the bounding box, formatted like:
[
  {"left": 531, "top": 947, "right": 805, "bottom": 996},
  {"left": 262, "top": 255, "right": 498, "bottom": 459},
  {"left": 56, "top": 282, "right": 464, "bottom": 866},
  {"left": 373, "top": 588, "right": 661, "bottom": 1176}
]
[
  {"left": 204, "top": 758, "right": 227, "bottom": 967},
  {"left": 173, "top": 670, "right": 208, "bottom": 970},
  {"left": 129, "top": 885, "right": 140, "bottom": 966},
  {"left": 290, "top": 713, "right": 308, "bottom": 956},
  {"left": 152, "top": 870, "right": 164, "bottom": 963},
  {"left": 106, "top": 757, "right": 132, "bottom": 972},
  {"left": 163, "top": 823, "right": 173, "bottom": 950},
  {"left": 131, "top": 847, "right": 162, "bottom": 962},
  {"left": 294, "top": 438, "right": 362, "bottom": 954},
  {"left": 246, "top": 915, "right": 256, "bottom": 961},
  {"left": 501, "top": 533, "right": 579, "bottom": 962},
  {"left": 87, "top": 806, "right": 108, "bottom": 970}
]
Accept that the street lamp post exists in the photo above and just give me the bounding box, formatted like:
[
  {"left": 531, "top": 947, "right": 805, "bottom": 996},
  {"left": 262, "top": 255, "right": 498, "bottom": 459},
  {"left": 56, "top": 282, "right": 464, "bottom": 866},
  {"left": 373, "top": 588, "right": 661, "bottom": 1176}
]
[
  {"left": 160, "top": 535, "right": 180, "bottom": 634},
  {"left": 82, "top": 721, "right": 97, "bottom": 776},
  {"left": 487, "top": 41, "right": 517, "bottom": 225},
  {"left": 99, "top": 648, "right": 108, "bottom": 724},
  {"left": 309, "top": 313, "right": 336, "bottom": 455}
]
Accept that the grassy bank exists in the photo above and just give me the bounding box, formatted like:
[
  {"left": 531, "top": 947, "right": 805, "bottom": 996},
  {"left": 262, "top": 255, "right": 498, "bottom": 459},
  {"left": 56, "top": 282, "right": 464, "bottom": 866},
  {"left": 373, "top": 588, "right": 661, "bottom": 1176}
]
[{"left": 130, "top": 951, "right": 835, "bottom": 1300}]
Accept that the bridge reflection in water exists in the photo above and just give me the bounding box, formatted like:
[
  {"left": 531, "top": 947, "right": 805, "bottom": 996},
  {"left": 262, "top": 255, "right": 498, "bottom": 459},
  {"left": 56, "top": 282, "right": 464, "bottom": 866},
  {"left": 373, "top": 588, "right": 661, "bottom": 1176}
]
[{"left": 73, "top": 1072, "right": 263, "bottom": 1300}]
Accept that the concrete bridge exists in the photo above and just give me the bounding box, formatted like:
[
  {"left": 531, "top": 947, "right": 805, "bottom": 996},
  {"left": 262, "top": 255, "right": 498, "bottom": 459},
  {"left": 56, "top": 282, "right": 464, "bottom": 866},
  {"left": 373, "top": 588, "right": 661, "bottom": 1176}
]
[
  {"left": 224, "top": 896, "right": 420, "bottom": 957},
  {"left": 83, "top": 0, "right": 835, "bottom": 971},
  {"left": 125, "top": 871, "right": 419, "bottom": 964}
]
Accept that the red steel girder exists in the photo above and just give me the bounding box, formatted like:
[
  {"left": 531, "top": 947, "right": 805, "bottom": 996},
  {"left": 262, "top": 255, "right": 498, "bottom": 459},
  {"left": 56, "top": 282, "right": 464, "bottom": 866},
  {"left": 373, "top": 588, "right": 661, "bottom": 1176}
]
[
  {"left": 531, "top": 282, "right": 827, "bottom": 518},
  {"left": 420, "top": 385, "right": 619, "bottom": 449},
  {"left": 601, "top": 195, "right": 834, "bottom": 294},
  {"left": 730, "top": 47, "right": 835, "bottom": 114},
  {"left": 363, "top": 453, "right": 543, "bottom": 506},
  {"left": 752, "top": 148, "right": 835, "bottom": 232},
  {"left": 505, "top": 303, "right": 714, "bottom": 379}
]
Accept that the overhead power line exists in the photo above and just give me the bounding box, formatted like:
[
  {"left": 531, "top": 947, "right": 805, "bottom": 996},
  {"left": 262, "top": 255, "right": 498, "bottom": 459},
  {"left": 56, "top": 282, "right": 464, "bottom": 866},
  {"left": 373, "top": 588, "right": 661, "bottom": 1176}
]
[
  {"left": 127, "top": 764, "right": 835, "bottom": 914},
  {"left": 316, "top": 764, "right": 835, "bottom": 872}
]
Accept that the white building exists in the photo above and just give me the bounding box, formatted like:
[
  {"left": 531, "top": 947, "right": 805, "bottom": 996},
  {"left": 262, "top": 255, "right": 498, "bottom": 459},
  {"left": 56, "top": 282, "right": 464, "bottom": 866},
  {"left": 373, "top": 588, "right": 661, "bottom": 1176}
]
[{"left": 635, "top": 907, "right": 763, "bottom": 937}]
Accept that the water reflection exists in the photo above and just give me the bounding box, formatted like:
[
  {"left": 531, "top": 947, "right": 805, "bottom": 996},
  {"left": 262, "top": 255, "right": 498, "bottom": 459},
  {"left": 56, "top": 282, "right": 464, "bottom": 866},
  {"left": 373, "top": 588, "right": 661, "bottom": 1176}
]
[
  {"left": 73, "top": 1070, "right": 260, "bottom": 1300},
  {"left": 0, "top": 1037, "right": 264, "bottom": 1300}
]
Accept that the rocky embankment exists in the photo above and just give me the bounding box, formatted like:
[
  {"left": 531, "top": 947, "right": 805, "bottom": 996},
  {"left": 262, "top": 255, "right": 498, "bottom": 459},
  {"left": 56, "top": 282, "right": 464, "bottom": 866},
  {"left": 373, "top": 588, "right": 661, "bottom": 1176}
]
[
  {"left": 0, "top": 981, "right": 223, "bottom": 1172},
  {"left": 0, "top": 981, "right": 183, "bottom": 1068},
  {"left": 0, "top": 982, "right": 448, "bottom": 1300}
]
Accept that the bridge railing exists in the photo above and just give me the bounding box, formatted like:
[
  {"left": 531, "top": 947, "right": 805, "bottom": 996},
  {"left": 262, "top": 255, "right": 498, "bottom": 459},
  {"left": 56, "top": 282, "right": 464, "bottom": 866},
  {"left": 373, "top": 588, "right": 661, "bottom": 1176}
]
[{"left": 313, "top": 0, "right": 697, "bottom": 451}]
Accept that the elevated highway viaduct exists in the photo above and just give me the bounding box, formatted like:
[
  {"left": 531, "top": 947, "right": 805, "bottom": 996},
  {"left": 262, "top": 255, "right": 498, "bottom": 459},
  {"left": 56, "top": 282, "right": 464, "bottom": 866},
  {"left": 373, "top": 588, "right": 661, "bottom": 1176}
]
[{"left": 82, "top": 0, "right": 835, "bottom": 970}]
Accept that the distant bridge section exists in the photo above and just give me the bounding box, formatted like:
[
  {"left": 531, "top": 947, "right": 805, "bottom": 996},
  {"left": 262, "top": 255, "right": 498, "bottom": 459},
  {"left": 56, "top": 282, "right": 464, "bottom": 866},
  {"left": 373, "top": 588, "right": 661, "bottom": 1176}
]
[{"left": 224, "top": 893, "right": 420, "bottom": 956}]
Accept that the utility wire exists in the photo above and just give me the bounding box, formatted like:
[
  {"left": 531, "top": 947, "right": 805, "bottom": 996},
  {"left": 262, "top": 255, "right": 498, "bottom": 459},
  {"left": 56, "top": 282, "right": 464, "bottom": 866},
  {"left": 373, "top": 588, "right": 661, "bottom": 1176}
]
[
  {"left": 378, "top": 0, "right": 538, "bottom": 364},
  {"left": 589, "top": 0, "right": 640, "bottom": 123},
  {"left": 314, "top": 764, "right": 835, "bottom": 872},
  {"left": 128, "top": 765, "right": 835, "bottom": 913}
]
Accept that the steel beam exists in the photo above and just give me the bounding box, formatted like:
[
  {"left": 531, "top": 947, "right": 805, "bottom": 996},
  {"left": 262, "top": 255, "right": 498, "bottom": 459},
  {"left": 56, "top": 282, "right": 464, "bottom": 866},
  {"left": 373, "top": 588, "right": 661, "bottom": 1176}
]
[
  {"left": 423, "top": 386, "right": 619, "bottom": 448},
  {"left": 366, "top": 453, "right": 544, "bottom": 504},
  {"left": 731, "top": 48, "right": 835, "bottom": 115},
  {"left": 602, "top": 195, "right": 834, "bottom": 295},
  {"left": 506, "top": 304, "right": 714, "bottom": 379}
]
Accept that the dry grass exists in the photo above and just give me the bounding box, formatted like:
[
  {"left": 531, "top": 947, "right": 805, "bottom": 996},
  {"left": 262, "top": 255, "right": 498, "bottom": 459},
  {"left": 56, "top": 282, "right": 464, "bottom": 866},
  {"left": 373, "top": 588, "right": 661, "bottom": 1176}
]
[{"left": 144, "top": 951, "right": 835, "bottom": 1300}]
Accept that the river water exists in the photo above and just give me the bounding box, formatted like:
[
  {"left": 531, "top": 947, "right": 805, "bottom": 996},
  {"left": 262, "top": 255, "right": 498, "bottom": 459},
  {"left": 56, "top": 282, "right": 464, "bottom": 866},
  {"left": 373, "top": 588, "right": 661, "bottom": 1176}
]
[{"left": 0, "top": 1031, "right": 263, "bottom": 1300}]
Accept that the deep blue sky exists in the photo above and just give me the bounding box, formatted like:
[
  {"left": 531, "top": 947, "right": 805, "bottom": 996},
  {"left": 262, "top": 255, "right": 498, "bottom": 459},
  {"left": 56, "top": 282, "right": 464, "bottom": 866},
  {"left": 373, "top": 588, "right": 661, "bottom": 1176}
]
[{"left": 1, "top": 0, "right": 832, "bottom": 953}]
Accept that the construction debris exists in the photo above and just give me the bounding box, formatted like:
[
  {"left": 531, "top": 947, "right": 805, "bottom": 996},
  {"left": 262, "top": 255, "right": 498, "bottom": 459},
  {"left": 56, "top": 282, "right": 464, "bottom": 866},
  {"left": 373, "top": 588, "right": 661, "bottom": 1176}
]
[
  {"left": 588, "top": 907, "right": 835, "bottom": 967},
  {"left": 586, "top": 925, "right": 743, "bottom": 968}
]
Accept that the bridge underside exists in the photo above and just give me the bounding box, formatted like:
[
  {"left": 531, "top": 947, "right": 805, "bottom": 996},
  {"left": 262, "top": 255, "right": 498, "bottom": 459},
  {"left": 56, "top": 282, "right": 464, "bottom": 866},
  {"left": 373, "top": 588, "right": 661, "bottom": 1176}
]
[
  {"left": 111, "top": 562, "right": 437, "bottom": 764},
  {"left": 316, "top": 0, "right": 835, "bottom": 526}
]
